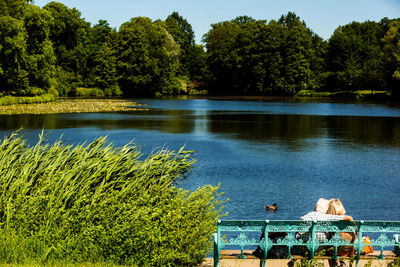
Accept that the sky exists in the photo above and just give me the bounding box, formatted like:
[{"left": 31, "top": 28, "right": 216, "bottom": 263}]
[{"left": 33, "top": 0, "right": 400, "bottom": 44}]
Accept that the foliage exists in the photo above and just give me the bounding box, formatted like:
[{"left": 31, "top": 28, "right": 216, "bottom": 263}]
[
  {"left": 114, "top": 17, "right": 181, "bottom": 96},
  {"left": 0, "top": 94, "right": 56, "bottom": 105},
  {"left": 204, "top": 13, "right": 323, "bottom": 95},
  {"left": 0, "top": 15, "right": 29, "bottom": 93},
  {"left": 0, "top": 132, "right": 225, "bottom": 266},
  {"left": 326, "top": 20, "right": 386, "bottom": 92},
  {"left": 164, "top": 12, "right": 207, "bottom": 81},
  {"left": 74, "top": 87, "right": 105, "bottom": 97},
  {"left": 0, "top": 1, "right": 399, "bottom": 98},
  {"left": 0, "top": 0, "right": 30, "bottom": 18},
  {"left": 381, "top": 18, "right": 400, "bottom": 97},
  {"left": 23, "top": 5, "right": 57, "bottom": 93},
  {"left": 297, "top": 90, "right": 390, "bottom": 100}
]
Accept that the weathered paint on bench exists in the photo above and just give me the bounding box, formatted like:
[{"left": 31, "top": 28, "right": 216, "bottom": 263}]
[{"left": 213, "top": 220, "right": 400, "bottom": 267}]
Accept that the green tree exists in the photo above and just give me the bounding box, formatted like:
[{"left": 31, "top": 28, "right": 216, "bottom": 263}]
[
  {"left": 43, "top": 1, "right": 91, "bottom": 95},
  {"left": 381, "top": 18, "right": 400, "bottom": 97},
  {"left": 257, "top": 19, "right": 286, "bottom": 94},
  {"left": 0, "top": 0, "right": 30, "bottom": 18},
  {"left": 327, "top": 21, "right": 386, "bottom": 91},
  {"left": 165, "top": 12, "right": 194, "bottom": 77},
  {"left": 23, "top": 5, "right": 56, "bottom": 94},
  {"left": 204, "top": 12, "right": 317, "bottom": 95},
  {"left": 204, "top": 19, "right": 242, "bottom": 94},
  {"left": 278, "top": 12, "right": 314, "bottom": 94},
  {"left": 115, "top": 17, "right": 180, "bottom": 96},
  {"left": 0, "top": 16, "right": 29, "bottom": 94},
  {"left": 84, "top": 20, "right": 114, "bottom": 91},
  {"left": 164, "top": 12, "right": 208, "bottom": 82},
  {"left": 91, "top": 30, "right": 121, "bottom": 96}
]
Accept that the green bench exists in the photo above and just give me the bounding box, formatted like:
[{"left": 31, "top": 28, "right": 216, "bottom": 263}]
[{"left": 213, "top": 220, "right": 400, "bottom": 267}]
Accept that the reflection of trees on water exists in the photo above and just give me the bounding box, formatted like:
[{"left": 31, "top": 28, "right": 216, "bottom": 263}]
[
  {"left": 0, "top": 111, "right": 399, "bottom": 147},
  {"left": 0, "top": 110, "right": 196, "bottom": 134},
  {"left": 206, "top": 113, "right": 400, "bottom": 147}
]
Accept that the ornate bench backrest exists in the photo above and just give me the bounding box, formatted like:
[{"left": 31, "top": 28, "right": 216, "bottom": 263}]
[{"left": 213, "top": 220, "right": 400, "bottom": 267}]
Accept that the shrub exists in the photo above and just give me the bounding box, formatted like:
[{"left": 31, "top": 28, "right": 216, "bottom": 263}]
[
  {"left": 48, "top": 86, "right": 59, "bottom": 97},
  {"left": 0, "top": 94, "right": 56, "bottom": 105},
  {"left": 0, "top": 132, "right": 225, "bottom": 266},
  {"left": 75, "top": 87, "right": 105, "bottom": 97}
]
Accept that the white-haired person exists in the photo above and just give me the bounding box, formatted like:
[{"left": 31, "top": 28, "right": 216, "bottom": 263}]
[
  {"left": 252, "top": 198, "right": 353, "bottom": 259},
  {"left": 300, "top": 198, "right": 353, "bottom": 222},
  {"left": 293, "top": 198, "right": 354, "bottom": 259}
]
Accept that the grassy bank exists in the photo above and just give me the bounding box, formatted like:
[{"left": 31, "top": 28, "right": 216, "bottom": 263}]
[
  {"left": 296, "top": 90, "right": 390, "bottom": 100},
  {"left": 0, "top": 94, "right": 56, "bottom": 106},
  {"left": 0, "top": 98, "right": 144, "bottom": 114},
  {"left": 0, "top": 132, "right": 224, "bottom": 266}
]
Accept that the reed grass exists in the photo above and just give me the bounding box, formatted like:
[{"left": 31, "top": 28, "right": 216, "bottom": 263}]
[
  {"left": 296, "top": 89, "right": 390, "bottom": 99},
  {"left": 0, "top": 132, "right": 225, "bottom": 266},
  {"left": 0, "top": 94, "right": 56, "bottom": 106}
]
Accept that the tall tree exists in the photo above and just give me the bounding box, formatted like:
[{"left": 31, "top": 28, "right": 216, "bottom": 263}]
[
  {"left": 327, "top": 21, "right": 386, "bottom": 91},
  {"left": 43, "top": 1, "right": 91, "bottom": 94},
  {"left": 0, "top": 0, "right": 30, "bottom": 18},
  {"left": 204, "top": 19, "right": 242, "bottom": 94},
  {"left": 381, "top": 19, "right": 400, "bottom": 97},
  {"left": 85, "top": 19, "right": 113, "bottom": 90},
  {"left": 165, "top": 12, "right": 195, "bottom": 78},
  {"left": 204, "top": 12, "right": 316, "bottom": 95},
  {"left": 278, "top": 12, "right": 314, "bottom": 94},
  {"left": 0, "top": 16, "right": 29, "bottom": 94},
  {"left": 91, "top": 30, "right": 121, "bottom": 96},
  {"left": 23, "top": 5, "right": 56, "bottom": 93},
  {"left": 115, "top": 17, "right": 180, "bottom": 96}
]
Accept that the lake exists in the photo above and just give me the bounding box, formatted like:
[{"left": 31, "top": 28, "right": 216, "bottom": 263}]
[{"left": 1, "top": 97, "right": 400, "bottom": 221}]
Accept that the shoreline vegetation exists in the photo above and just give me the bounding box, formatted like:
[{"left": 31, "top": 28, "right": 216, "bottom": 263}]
[
  {"left": 1, "top": 1, "right": 399, "bottom": 102},
  {"left": 0, "top": 90, "right": 394, "bottom": 115},
  {"left": 0, "top": 132, "right": 224, "bottom": 266},
  {"left": 0, "top": 98, "right": 145, "bottom": 114}
]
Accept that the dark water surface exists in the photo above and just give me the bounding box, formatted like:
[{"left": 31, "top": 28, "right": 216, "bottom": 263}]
[{"left": 1, "top": 97, "right": 400, "bottom": 221}]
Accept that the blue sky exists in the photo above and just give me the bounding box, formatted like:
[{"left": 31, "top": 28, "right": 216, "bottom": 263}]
[{"left": 33, "top": 0, "right": 400, "bottom": 43}]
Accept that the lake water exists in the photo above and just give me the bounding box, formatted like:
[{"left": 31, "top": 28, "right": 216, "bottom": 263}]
[{"left": 1, "top": 97, "right": 400, "bottom": 221}]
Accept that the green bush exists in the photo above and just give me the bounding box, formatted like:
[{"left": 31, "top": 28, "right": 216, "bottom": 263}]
[
  {"left": 0, "top": 132, "right": 225, "bottom": 266},
  {"left": 0, "top": 94, "right": 56, "bottom": 105},
  {"left": 75, "top": 87, "right": 106, "bottom": 97}
]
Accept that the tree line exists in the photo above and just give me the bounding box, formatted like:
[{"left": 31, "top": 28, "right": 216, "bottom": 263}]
[{"left": 0, "top": 1, "right": 399, "bottom": 98}]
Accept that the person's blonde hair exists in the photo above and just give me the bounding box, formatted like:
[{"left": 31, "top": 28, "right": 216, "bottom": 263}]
[
  {"left": 315, "top": 198, "right": 330, "bottom": 213},
  {"left": 327, "top": 199, "right": 346, "bottom": 215}
]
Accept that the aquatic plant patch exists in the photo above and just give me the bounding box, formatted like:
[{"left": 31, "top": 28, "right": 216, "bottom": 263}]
[{"left": 0, "top": 99, "right": 143, "bottom": 114}]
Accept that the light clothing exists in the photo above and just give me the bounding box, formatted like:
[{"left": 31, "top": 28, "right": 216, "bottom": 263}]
[
  {"left": 300, "top": 211, "right": 345, "bottom": 221},
  {"left": 297, "top": 211, "right": 345, "bottom": 243}
]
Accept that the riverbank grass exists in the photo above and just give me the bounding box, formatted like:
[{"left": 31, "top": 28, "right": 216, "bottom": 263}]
[
  {"left": 0, "top": 94, "right": 56, "bottom": 106},
  {"left": 0, "top": 132, "right": 224, "bottom": 266},
  {"left": 296, "top": 90, "right": 390, "bottom": 99}
]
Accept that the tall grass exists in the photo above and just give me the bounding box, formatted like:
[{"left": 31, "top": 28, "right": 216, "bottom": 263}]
[
  {"left": 0, "top": 132, "right": 225, "bottom": 266},
  {"left": 0, "top": 94, "right": 56, "bottom": 106},
  {"left": 296, "top": 89, "right": 390, "bottom": 99}
]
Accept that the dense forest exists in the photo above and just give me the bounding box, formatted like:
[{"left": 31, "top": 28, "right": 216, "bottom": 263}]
[{"left": 0, "top": 0, "right": 399, "bottom": 98}]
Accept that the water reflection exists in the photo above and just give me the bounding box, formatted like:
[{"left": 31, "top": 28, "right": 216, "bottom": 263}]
[{"left": 1, "top": 109, "right": 399, "bottom": 147}]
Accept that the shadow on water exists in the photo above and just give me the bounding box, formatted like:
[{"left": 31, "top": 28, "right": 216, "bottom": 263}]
[{"left": 1, "top": 110, "right": 399, "bottom": 148}]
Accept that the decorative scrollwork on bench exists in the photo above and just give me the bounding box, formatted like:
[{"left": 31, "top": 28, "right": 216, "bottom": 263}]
[
  {"left": 228, "top": 232, "right": 258, "bottom": 246},
  {"left": 276, "top": 233, "right": 303, "bottom": 247},
  {"left": 373, "top": 233, "right": 393, "bottom": 247},
  {"left": 259, "top": 238, "right": 273, "bottom": 252}
]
